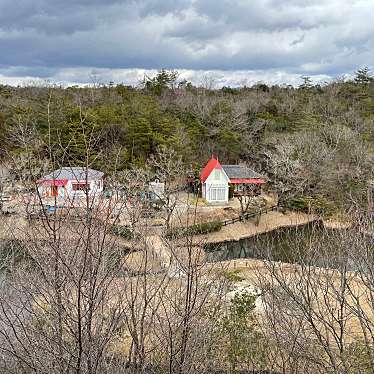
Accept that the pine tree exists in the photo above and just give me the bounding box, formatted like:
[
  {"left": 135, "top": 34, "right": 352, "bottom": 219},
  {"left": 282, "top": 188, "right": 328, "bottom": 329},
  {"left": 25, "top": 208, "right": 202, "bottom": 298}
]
[
  {"left": 354, "top": 66, "right": 374, "bottom": 84},
  {"left": 299, "top": 76, "right": 314, "bottom": 90}
]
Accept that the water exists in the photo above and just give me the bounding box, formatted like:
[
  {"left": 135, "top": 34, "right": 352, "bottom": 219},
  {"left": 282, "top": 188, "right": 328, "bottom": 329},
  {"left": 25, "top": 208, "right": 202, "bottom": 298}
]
[{"left": 204, "top": 221, "right": 358, "bottom": 269}]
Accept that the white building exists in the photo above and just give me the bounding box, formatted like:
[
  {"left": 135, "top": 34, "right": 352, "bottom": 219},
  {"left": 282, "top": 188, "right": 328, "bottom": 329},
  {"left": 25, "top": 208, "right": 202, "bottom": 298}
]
[
  {"left": 200, "top": 157, "right": 230, "bottom": 204},
  {"left": 148, "top": 180, "right": 165, "bottom": 200},
  {"left": 37, "top": 167, "right": 104, "bottom": 199},
  {"left": 200, "top": 157, "right": 266, "bottom": 204}
]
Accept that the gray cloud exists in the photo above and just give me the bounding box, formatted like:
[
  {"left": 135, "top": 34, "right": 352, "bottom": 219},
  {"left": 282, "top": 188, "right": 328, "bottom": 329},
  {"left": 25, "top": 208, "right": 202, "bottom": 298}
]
[{"left": 0, "top": 0, "right": 373, "bottom": 86}]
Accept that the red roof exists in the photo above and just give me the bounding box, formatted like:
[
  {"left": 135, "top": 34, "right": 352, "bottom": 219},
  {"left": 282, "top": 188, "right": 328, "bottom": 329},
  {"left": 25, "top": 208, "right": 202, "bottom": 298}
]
[
  {"left": 230, "top": 178, "right": 266, "bottom": 184},
  {"left": 200, "top": 157, "right": 222, "bottom": 182},
  {"left": 38, "top": 179, "right": 68, "bottom": 186}
]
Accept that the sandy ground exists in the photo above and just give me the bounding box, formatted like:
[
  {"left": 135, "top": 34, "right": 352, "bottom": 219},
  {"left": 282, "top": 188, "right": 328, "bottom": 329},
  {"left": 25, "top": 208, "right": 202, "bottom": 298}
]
[
  {"left": 170, "top": 192, "right": 278, "bottom": 226},
  {"left": 230, "top": 257, "right": 374, "bottom": 338},
  {"left": 119, "top": 252, "right": 374, "bottom": 346},
  {"left": 201, "top": 210, "right": 317, "bottom": 244}
]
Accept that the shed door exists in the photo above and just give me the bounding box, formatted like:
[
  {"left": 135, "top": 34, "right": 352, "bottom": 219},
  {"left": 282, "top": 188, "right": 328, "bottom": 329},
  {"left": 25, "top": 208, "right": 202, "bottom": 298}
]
[
  {"left": 51, "top": 185, "right": 58, "bottom": 197},
  {"left": 209, "top": 187, "right": 226, "bottom": 201}
]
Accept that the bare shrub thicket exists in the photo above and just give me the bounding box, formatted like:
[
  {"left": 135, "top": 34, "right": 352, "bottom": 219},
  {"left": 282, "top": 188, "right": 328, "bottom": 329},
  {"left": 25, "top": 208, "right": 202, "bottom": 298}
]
[
  {"left": 0, "top": 97, "right": 233, "bottom": 374},
  {"left": 253, "top": 214, "right": 374, "bottom": 374},
  {"left": 0, "top": 176, "right": 234, "bottom": 374}
]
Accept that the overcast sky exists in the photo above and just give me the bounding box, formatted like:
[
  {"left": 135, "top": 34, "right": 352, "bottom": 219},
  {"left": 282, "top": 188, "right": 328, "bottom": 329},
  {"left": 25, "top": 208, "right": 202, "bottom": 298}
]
[{"left": 0, "top": 0, "right": 373, "bottom": 87}]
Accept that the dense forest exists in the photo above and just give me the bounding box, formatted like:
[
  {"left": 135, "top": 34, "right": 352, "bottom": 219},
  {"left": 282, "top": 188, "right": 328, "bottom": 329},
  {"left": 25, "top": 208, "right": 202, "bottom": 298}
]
[{"left": 1, "top": 68, "right": 374, "bottom": 215}]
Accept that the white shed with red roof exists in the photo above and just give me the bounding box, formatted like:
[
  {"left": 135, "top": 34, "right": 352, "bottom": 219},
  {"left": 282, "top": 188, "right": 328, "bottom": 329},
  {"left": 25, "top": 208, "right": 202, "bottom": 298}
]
[
  {"left": 200, "top": 157, "right": 266, "bottom": 204},
  {"left": 37, "top": 167, "right": 104, "bottom": 198},
  {"left": 200, "top": 157, "right": 230, "bottom": 204}
]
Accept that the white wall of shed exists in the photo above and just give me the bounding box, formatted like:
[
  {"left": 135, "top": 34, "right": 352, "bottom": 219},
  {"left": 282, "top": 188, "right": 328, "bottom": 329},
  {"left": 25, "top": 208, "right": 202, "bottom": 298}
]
[
  {"left": 38, "top": 178, "right": 104, "bottom": 199},
  {"left": 203, "top": 167, "right": 229, "bottom": 204}
]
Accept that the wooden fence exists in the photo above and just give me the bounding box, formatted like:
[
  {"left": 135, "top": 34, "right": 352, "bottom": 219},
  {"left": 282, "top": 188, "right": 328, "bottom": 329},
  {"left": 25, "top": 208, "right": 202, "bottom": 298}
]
[{"left": 221, "top": 205, "right": 279, "bottom": 226}]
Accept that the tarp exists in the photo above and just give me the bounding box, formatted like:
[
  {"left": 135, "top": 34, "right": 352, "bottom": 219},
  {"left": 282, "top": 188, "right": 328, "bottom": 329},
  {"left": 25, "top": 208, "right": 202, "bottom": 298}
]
[
  {"left": 39, "top": 179, "right": 68, "bottom": 186},
  {"left": 229, "top": 178, "right": 266, "bottom": 184}
]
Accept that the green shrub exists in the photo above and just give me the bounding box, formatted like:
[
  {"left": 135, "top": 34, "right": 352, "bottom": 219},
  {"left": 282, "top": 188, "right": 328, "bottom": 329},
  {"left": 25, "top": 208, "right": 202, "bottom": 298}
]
[
  {"left": 110, "top": 225, "right": 139, "bottom": 240},
  {"left": 285, "top": 195, "right": 336, "bottom": 217},
  {"left": 166, "top": 220, "right": 223, "bottom": 239},
  {"left": 219, "top": 269, "right": 245, "bottom": 282},
  {"left": 106, "top": 247, "right": 133, "bottom": 270},
  {"left": 0, "top": 239, "right": 34, "bottom": 272},
  {"left": 221, "top": 290, "right": 269, "bottom": 372}
]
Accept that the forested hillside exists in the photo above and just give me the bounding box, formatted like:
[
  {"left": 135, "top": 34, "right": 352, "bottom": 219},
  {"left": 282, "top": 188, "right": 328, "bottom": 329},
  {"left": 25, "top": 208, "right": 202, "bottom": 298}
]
[{"left": 1, "top": 69, "right": 374, "bottom": 214}]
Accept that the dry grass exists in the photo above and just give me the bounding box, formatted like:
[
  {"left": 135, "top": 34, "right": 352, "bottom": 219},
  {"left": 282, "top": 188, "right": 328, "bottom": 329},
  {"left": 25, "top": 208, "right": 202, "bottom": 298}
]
[{"left": 213, "top": 257, "right": 374, "bottom": 344}]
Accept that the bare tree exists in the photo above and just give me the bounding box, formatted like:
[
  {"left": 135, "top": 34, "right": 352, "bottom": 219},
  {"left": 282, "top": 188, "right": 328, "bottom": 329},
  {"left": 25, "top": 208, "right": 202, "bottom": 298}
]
[
  {"left": 235, "top": 184, "right": 266, "bottom": 217},
  {"left": 253, "top": 221, "right": 374, "bottom": 374},
  {"left": 148, "top": 147, "right": 187, "bottom": 231},
  {"left": 152, "top": 238, "right": 229, "bottom": 374}
]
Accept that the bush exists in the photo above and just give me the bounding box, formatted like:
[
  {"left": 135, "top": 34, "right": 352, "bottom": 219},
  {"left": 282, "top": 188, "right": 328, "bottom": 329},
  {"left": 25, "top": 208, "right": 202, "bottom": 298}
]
[
  {"left": 284, "top": 195, "right": 336, "bottom": 217},
  {"left": 219, "top": 269, "right": 245, "bottom": 282},
  {"left": 110, "top": 225, "right": 139, "bottom": 240},
  {"left": 0, "top": 239, "right": 34, "bottom": 271},
  {"left": 166, "top": 220, "right": 223, "bottom": 239},
  {"left": 106, "top": 247, "right": 133, "bottom": 270}
]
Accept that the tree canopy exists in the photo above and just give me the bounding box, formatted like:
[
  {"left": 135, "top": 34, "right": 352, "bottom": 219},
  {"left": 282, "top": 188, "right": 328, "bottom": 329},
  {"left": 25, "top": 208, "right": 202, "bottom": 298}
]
[{"left": 1, "top": 69, "right": 374, "bottom": 214}]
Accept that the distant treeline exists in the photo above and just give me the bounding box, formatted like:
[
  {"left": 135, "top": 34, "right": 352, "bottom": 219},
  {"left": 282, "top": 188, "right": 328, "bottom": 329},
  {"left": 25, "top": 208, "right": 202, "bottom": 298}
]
[{"left": 1, "top": 68, "right": 373, "bottom": 214}]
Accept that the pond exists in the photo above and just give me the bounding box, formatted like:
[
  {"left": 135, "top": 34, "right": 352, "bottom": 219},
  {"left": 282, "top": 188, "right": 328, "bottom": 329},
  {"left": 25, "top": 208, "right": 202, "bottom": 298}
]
[{"left": 204, "top": 221, "right": 362, "bottom": 270}]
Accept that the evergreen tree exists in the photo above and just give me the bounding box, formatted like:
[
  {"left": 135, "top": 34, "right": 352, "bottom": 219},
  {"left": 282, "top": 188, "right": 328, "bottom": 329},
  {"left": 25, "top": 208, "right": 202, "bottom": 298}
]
[
  {"left": 142, "top": 69, "right": 180, "bottom": 95},
  {"left": 354, "top": 66, "right": 374, "bottom": 84},
  {"left": 0, "top": 112, "right": 6, "bottom": 157},
  {"left": 126, "top": 117, "right": 153, "bottom": 162},
  {"left": 299, "top": 76, "right": 314, "bottom": 89}
]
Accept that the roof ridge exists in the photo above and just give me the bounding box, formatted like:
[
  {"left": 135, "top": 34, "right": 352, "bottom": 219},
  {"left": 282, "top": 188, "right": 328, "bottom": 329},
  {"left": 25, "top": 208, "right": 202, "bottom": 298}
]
[
  {"left": 41, "top": 167, "right": 104, "bottom": 181},
  {"left": 200, "top": 158, "right": 222, "bottom": 182}
]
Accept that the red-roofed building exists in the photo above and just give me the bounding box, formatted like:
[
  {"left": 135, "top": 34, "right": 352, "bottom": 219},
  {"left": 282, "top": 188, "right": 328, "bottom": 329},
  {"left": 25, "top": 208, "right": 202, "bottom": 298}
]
[
  {"left": 37, "top": 167, "right": 104, "bottom": 198},
  {"left": 200, "top": 157, "right": 266, "bottom": 204},
  {"left": 200, "top": 157, "right": 230, "bottom": 203}
]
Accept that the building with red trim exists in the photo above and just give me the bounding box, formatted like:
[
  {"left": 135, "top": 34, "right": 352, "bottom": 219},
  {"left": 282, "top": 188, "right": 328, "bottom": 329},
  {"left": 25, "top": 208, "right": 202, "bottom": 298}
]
[
  {"left": 200, "top": 157, "right": 266, "bottom": 204},
  {"left": 37, "top": 167, "right": 104, "bottom": 198}
]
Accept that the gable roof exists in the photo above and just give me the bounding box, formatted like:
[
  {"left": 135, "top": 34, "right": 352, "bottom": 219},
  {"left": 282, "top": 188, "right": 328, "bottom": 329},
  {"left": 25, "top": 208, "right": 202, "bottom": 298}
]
[
  {"left": 200, "top": 157, "right": 222, "bottom": 182},
  {"left": 41, "top": 167, "right": 104, "bottom": 181},
  {"left": 222, "top": 165, "right": 265, "bottom": 180}
]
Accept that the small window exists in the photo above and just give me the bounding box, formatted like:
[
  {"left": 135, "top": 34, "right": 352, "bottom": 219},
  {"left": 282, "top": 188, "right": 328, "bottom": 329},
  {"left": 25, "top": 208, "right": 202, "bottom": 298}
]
[
  {"left": 72, "top": 182, "right": 90, "bottom": 192},
  {"left": 214, "top": 169, "right": 220, "bottom": 180}
]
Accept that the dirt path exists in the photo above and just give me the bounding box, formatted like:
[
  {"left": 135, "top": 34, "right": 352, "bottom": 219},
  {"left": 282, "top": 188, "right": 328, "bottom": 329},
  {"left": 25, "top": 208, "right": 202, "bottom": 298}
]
[{"left": 146, "top": 235, "right": 172, "bottom": 268}]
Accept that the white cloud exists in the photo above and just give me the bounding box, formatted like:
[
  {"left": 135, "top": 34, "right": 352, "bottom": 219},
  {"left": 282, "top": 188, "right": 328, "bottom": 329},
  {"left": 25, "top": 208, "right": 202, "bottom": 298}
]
[
  {"left": 0, "top": 0, "right": 373, "bottom": 84},
  {"left": 0, "top": 67, "right": 332, "bottom": 88}
]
